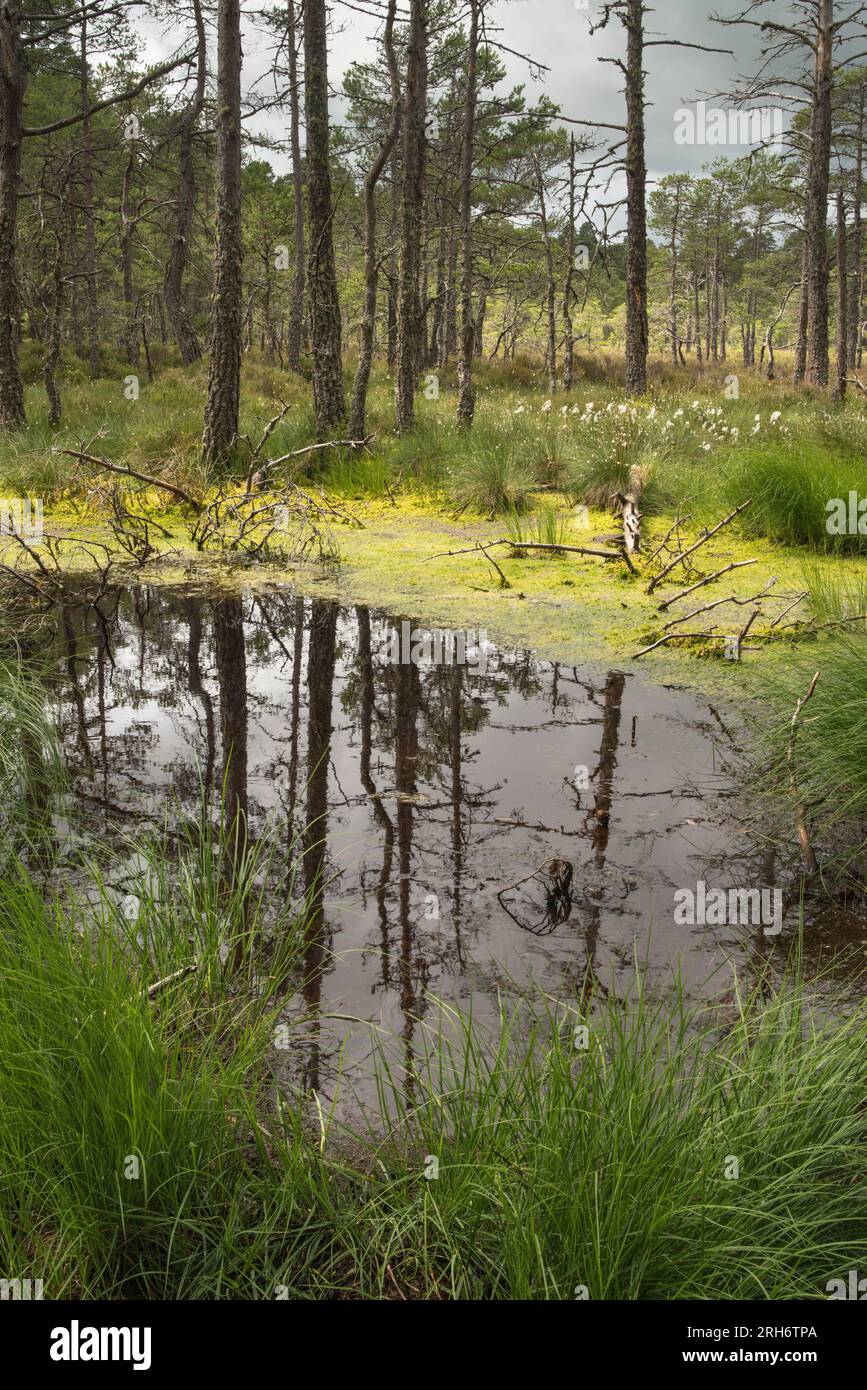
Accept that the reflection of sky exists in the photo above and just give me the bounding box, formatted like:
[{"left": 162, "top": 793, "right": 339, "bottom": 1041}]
[
  {"left": 58, "top": 589, "right": 762, "bottom": 1002},
  {"left": 50, "top": 584, "right": 862, "bottom": 1104}
]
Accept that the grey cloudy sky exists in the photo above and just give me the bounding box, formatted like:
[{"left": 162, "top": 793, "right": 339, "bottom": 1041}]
[{"left": 136, "top": 0, "right": 804, "bottom": 194}]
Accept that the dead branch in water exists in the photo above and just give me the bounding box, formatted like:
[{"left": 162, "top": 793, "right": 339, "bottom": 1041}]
[{"left": 786, "top": 671, "right": 821, "bottom": 881}]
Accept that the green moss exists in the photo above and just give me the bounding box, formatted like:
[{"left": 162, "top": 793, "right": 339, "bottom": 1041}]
[{"left": 5, "top": 488, "right": 862, "bottom": 698}]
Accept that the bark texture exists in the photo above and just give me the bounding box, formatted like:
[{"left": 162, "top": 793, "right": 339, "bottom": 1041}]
[
  {"left": 305, "top": 0, "right": 345, "bottom": 437},
  {"left": 0, "top": 6, "right": 26, "bottom": 427},
  {"left": 456, "top": 0, "right": 479, "bottom": 427},
  {"left": 202, "top": 0, "right": 243, "bottom": 468},
  {"left": 164, "top": 0, "right": 206, "bottom": 365},
  {"left": 395, "top": 0, "right": 428, "bottom": 433}
]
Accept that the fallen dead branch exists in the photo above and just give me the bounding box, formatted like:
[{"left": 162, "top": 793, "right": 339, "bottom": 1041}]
[
  {"left": 426, "top": 536, "right": 635, "bottom": 571},
  {"left": 266, "top": 434, "right": 376, "bottom": 469},
  {"left": 243, "top": 402, "right": 293, "bottom": 493},
  {"left": 787, "top": 671, "right": 821, "bottom": 881},
  {"left": 657, "top": 558, "right": 758, "bottom": 611},
  {"left": 146, "top": 963, "right": 198, "bottom": 999},
  {"left": 646, "top": 499, "right": 753, "bottom": 594},
  {"left": 644, "top": 512, "right": 692, "bottom": 568},
  {"left": 58, "top": 447, "right": 201, "bottom": 509},
  {"left": 474, "top": 540, "right": 511, "bottom": 588},
  {"left": 631, "top": 630, "right": 724, "bottom": 660},
  {"left": 662, "top": 580, "right": 776, "bottom": 632},
  {"left": 770, "top": 591, "right": 809, "bottom": 628}
]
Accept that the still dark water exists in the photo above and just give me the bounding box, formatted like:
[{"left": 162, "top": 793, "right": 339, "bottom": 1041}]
[{"left": 31, "top": 583, "right": 862, "bottom": 1094}]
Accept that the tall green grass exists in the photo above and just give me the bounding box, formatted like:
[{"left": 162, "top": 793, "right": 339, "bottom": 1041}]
[
  {"left": 342, "top": 968, "right": 866, "bottom": 1299},
  {"left": 762, "top": 570, "right": 867, "bottom": 850},
  {"left": 724, "top": 442, "right": 866, "bottom": 551},
  {"left": 0, "top": 660, "right": 64, "bottom": 870},
  {"left": 1, "top": 847, "right": 864, "bottom": 1300},
  {"left": 0, "top": 811, "right": 314, "bottom": 1299}
]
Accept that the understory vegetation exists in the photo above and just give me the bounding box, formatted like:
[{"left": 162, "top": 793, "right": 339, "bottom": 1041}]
[
  {"left": 0, "top": 848, "right": 864, "bottom": 1299},
  {"left": 2, "top": 355, "right": 866, "bottom": 543},
  {"left": 0, "top": 661, "right": 863, "bottom": 1300}
]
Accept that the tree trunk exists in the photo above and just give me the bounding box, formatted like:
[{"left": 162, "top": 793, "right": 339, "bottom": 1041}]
[
  {"left": 668, "top": 181, "right": 681, "bottom": 366},
  {"left": 848, "top": 87, "right": 863, "bottom": 368},
  {"left": 201, "top": 0, "right": 243, "bottom": 467},
  {"left": 429, "top": 204, "right": 446, "bottom": 363},
  {"left": 562, "top": 135, "right": 577, "bottom": 389},
  {"left": 443, "top": 204, "right": 458, "bottom": 363},
  {"left": 805, "top": 0, "right": 834, "bottom": 387},
  {"left": 536, "top": 158, "right": 557, "bottom": 398},
  {"left": 120, "top": 143, "right": 139, "bottom": 365},
  {"left": 349, "top": 0, "right": 400, "bottom": 439},
  {"left": 80, "top": 17, "right": 100, "bottom": 378},
  {"left": 386, "top": 147, "right": 400, "bottom": 370},
  {"left": 395, "top": 0, "right": 428, "bottom": 433},
  {"left": 793, "top": 237, "right": 810, "bottom": 385},
  {"left": 44, "top": 188, "right": 70, "bottom": 427},
  {"left": 286, "top": 0, "right": 305, "bottom": 371},
  {"left": 164, "top": 0, "right": 206, "bottom": 365},
  {"left": 305, "top": 0, "right": 345, "bottom": 437},
  {"left": 0, "top": 5, "right": 26, "bottom": 428},
  {"left": 835, "top": 192, "right": 847, "bottom": 400},
  {"left": 456, "top": 0, "right": 479, "bottom": 427},
  {"left": 624, "top": 0, "right": 648, "bottom": 394}
]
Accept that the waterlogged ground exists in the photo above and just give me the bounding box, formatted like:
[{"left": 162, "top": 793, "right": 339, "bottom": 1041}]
[{"left": 28, "top": 582, "right": 864, "bottom": 1096}]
